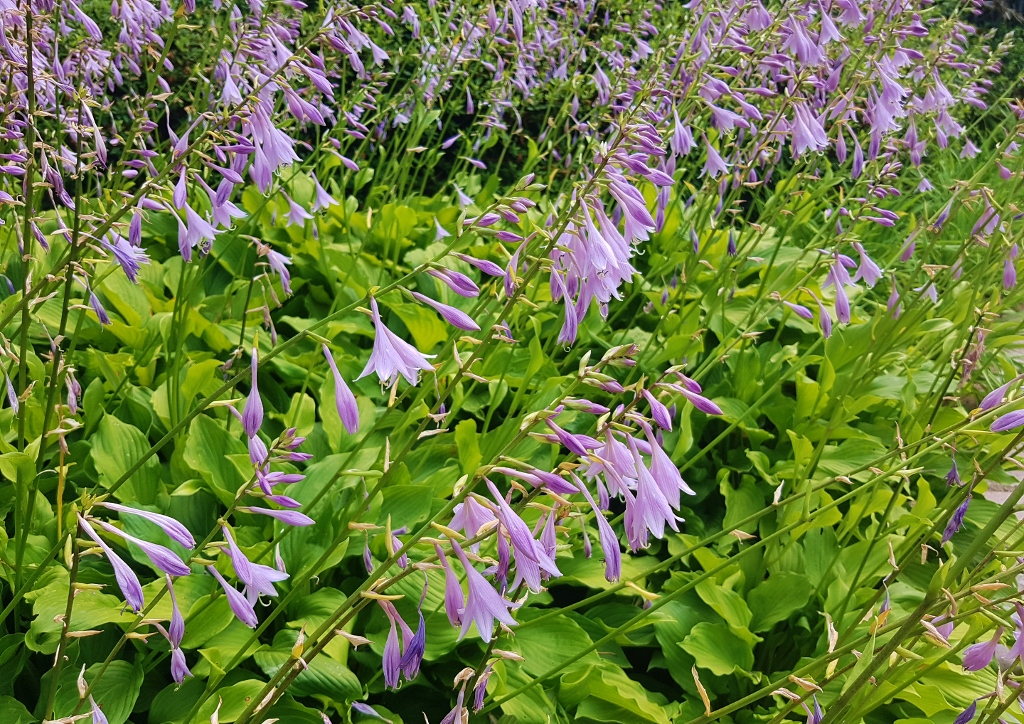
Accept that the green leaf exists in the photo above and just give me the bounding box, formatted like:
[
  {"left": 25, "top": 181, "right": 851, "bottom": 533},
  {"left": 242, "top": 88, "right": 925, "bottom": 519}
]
[
  {"left": 455, "top": 419, "right": 481, "bottom": 474},
  {"left": 0, "top": 695, "right": 34, "bottom": 723},
  {"left": 694, "top": 579, "right": 752, "bottom": 629},
  {"left": 183, "top": 415, "right": 247, "bottom": 505},
  {"left": 680, "top": 622, "right": 754, "bottom": 677},
  {"left": 747, "top": 572, "right": 813, "bottom": 632},
  {"left": 512, "top": 609, "right": 599, "bottom": 677},
  {"left": 195, "top": 679, "right": 267, "bottom": 722},
  {"left": 254, "top": 630, "right": 361, "bottom": 701},
  {"left": 574, "top": 665, "right": 674, "bottom": 724},
  {"left": 54, "top": 661, "right": 143, "bottom": 724},
  {"left": 90, "top": 414, "right": 162, "bottom": 504}
]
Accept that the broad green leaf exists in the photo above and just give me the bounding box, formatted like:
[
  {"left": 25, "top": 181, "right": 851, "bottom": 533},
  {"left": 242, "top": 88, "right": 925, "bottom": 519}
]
[
  {"left": 680, "top": 622, "right": 754, "bottom": 677},
  {"left": 254, "top": 630, "right": 361, "bottom": 701},
  {"left": 90, "top": 414, "right": 162, "bottom": 504},
  {"left": 747, "top": 572, "right": 813, "bottom": 632}
]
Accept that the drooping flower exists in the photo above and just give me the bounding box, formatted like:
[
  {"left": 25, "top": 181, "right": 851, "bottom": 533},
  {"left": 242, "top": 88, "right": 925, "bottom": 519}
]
[
  {"left": 78, "top": 515, "right": 144, "bottom": 613},
  {"left": 411, "top": 291, "right": 480, "bottom": 331},
  {"left": 207, "top": 565, "right": 258, "bottom": 628},
  {"left": 962, "top": 627, "right": 1002, "bottom": 671},
  {"left": 93, "top": 521, "right": 191, "bottom": 577},
  {"left": 99, "top": 503, "right": 196, "bottom": 548},
  {"left": 449, "top": 539, "right": 517, "bottom": 643},
  {"left": 941, "top": 495, "right": 971, "bottom": 544},
  {"left": 90, "top": 696, "right": 110, "bottom": 724},
  {"left": 359, "top": 297, "right": 435, "bottom": 387},
  {"left": 991, "top": 410, "right": 1024, "bottom": 433},
  {"left": 242, "top": 347, "right": 263, "bottom": 438},
  {"left": 435, "top": 543, "right": 465, "bottom": 628},
  {"left": 323, "top": 344, "right": 360, "bottom": 434},
  {"left": 573, "top": 474, "right": 621, "bottom": 582}
]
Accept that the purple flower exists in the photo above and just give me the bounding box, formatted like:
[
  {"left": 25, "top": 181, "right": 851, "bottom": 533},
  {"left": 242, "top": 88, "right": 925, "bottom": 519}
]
[
  {"left": 573, "top": 475, "right": 621, "bottom": 582},
  {"left": 242, "top": 348, "right": 263, "bottom": 438},
  {"left": 545, "top": 418, "right": 589, "bottom": 456},
  {"left": 99, "top": 502, "right": 196, "bottom": 548},
  {"left": 474, "top": 664, "right": 494, "bottom": 711},
  {"left": 701, "top": 137, "right": 729, "bottom": 178},
  {"left": 380, "top": 601, "right": 403, "bottom": 689},
  {"left": 239, "top": 506, "right": 314, "bottom": 526},
  {"left": 449, "top": 540, "right": 517, "bottom": 643},
  {"left": 435, "top": 218, "right": 451, "bottom": 240},
  {"left": 963, "top": 628, "right": 1002, "bottom": 671},
  {"left": 991, "top": 410, "right": 1024, "bottom": 433},
  {"left": 624, "top": 436, "right": 679, "bottom": 550},
  {"left": 642, "top": 389, "right": 672, "bottom": 431},
  {"left": 941, "top": 495, "right": 971, "bottom": 545},
  {"left": 806, "top": 695, "right": 824, "bottom": 724},
  {"left": 852, "top": 243, "right": 883, "bottom": 287},
  {"left": 266, "top": 250, "right": 293, "bottom": 295},
  {"left": 170, "top": 647, "right": 192, "bottom": 684},
  {"left": 221, "top": 525, "right": 288, "bottom": 603},
  {"left": 79, "top": 515, "right": 144, "bottom": 613},
  {"left": 784, "top": 301, "right": 814, "bottom": 320},
  {"left": 89, "top": 291, "right": 111, "bottom": 325},
  {"left": 90, "top": 696, "right": 109, "bottom": 724},
  {"left": 946, "top": 457, "right": 960, "bottom": 487},
  {"left": 399, "top": 598, "right": 426, "bottom": 679},
  {"left": 207, "top": 565, "right": 258, "bottom": 628},
  {"left": 311, "top": 174, "right": 337, "bottom": 211},
  {"left": 103, "top": 234, "right": 149, "bottom": 283},
  {"left": 485, "top": 480, "right": 560, "bottom": 591},
  {"left": 359, "top": 297, "right": 435, "bottom": 387},
  {"left": 167, "top": 575, "right": 185, "bottom": 647},
  {"left": 436, "top": 543, "right": 465, "bottom": 628},
  {"left": 953, "top": 700, "right": 977, "bottom": 724},
  {"left": 323, "top": 344, "right": 360, "bottom": 434},
  {"left": 453, "top": 252, "right": 504, "bottom": 277},
  {"left": 284, "top": 193, "right": 313, "bottom": 227},
  {"left": 428, "top": 267, "right": 480, "bottom": 297},
  {"left": 411, "top": 291, "right": 480, "bottom": 331},
  {"left": 981, "top": 376, "right": 1022, "bottom": 411},
  {"left": 94, "top": 521, "right": 191, "bottom": 577}
]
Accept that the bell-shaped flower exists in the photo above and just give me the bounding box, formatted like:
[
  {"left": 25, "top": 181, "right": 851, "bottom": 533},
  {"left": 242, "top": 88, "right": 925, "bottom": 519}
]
[
  {"left": 449, "top": 540, "right": 517, "bottom": 643},
  {"left": 93, "top": 520, "right": 191, "bottom": 577},
  {"left": 411, "top": 291, "right": 480, "bottom": 331},
  {"left": 99, "top": 502, "right": 196, "bottom": 548},
  {"left": 435, "top": 543, "right": 465, "bottom": 628},
  {"left": 79, "top": 515, "right": 144, "bottom": 613},
  {"left": 207, "top": 566, "right": 258, "bottom": 628},
  {"left": 359, "top": 297, "right": 435, "bottom": 387},
  {"left": 323, "top": 344, "right": 360, "bottom": 433},
  {"left": 242, "top": 348, "right": 263, "bottom": 438}
]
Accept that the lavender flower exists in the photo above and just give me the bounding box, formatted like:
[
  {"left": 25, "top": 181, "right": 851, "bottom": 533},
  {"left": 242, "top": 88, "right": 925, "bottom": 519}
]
[
  {"left": 242, "top": 348, "right": 263, "bottom": 438},
  {"left": 99, "top": 502, "right": 196, "bottom": 547},
  {"left": 963, "top": 628, "right": 1002, "bottom": 671},
  {"left": 90, "top": 696, "right": 109, "bottom": 724},
  {"left": 941, "top": 495, "right": 971, "bottom": 545},
  {"left": 207, "top": 566, "right": 258, "bottom": 628},
  {"left": 435, "top": 543, "right": 465, "bottom": 627},
  {"left": 359, "top": 297, "right": 435, "bottom": 387},
  {"left": 981, "top": 375, "right": 1021, "bottom": 411},
  {"left": 428, "top": 267, "right": 480, "bottom": 297},
  {"left": 94, "top": 521, "right": 191, "bottom": 577},
  {"left": 411, "top": 291, "right": 480, "bottom": 331},
  {"left": 79, "top": 515, "right": 144, "bottom": 613},
  {"left": 953, "top": 700, "right": 977, "bottom": 724},
  {"left": 991, "top": 410, "right": 1024, "bottom": 433},
  {"left": 323, "top": 344, "right": 360, "bottom": 434},
  {"left": 449, "top": 539, "right": 517, "bottom": 643}
]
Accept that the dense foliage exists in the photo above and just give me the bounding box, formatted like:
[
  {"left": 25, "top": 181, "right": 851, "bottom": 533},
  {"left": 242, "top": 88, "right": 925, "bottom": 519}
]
[{"left": 1, "top": 0, "right": 1023, "bottom": 722}]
